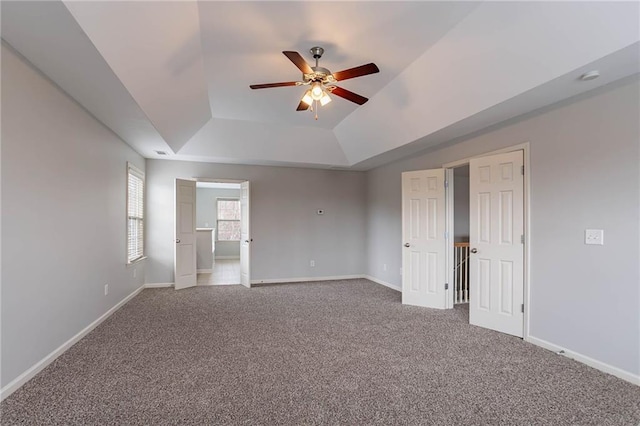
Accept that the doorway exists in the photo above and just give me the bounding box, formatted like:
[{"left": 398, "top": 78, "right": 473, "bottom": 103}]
[
  {"left": 452, "top": 165, "right": 470, "bottom": 305},
  {"left": 195, "top": 182, "right": 242, "bottom": 286},
  {"left": 402, "top": 146, "right": 528, "bottom": 338},
  {"left": 174, "top": 178, "right": 251, "bottom": 290}
]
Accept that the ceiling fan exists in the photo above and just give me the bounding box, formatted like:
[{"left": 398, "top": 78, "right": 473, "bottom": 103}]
[{"left": 250, "top": 47, "right": 379, "bottom": 118}]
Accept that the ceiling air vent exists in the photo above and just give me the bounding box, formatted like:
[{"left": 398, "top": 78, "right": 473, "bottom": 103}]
[{"left": 155, "top": 150, "right": 168, "bottom": 156}]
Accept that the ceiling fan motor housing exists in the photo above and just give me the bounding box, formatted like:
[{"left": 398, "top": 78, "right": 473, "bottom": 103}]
[
  {"left": 304, "top": 67, "right": 337, "bottom": 85},
  {"left": 304, "top": 47, "right": 336, "bottom": 84}
]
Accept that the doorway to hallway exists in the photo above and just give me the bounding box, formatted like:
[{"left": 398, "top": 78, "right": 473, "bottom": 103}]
[{"left": 401, "top": 146, "right": 527, "bottom": 338}]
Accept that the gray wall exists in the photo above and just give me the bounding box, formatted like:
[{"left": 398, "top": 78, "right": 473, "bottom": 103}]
[
  {"left": 453, "top": 166, "right": 470, "bottom": 242},
  {"left": 196, "top": 187, "right": 241, "bottom": 258},
  {"left": 365, "top": 76, "right": 640, "bottom": 376},
  {"left": 1, "top": 44, "right": 146, "bottom": 388},
  {"left": 146, "top": 161, "right": 366, "bottom": 283}
]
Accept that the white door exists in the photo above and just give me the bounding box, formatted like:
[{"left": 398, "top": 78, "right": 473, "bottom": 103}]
[
  {"left": 240, "top": 181, "right": 251, "bottom": 288},
  {"left": 174, "top": 178, "right": 197, "bottom": 290},
  {"left": 469, "top": 150, "right": 524, "bottom": 337},
  {"left": 402, "top": 169, "right": 447, "bottom": 308}
]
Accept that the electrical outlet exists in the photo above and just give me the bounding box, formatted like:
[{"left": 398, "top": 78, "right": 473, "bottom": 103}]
[
  {"left": 104, "top": 284, "right": 109, "bottom": 296},
  {"left": 585, "top": 229, "right": 604, "bottom": 245},
  {"left": 310, "top": 260, "right": 315, "bottom": 267},
  {"left": 383, "top": 264, "right": 387, "bottom": 271}
]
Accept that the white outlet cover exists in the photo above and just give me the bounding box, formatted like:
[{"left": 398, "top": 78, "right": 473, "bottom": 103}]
[{"left": 585, "top": 229, "right": 604, "bottom": 245}]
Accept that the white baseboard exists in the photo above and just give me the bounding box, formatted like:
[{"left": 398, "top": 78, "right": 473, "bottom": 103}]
[
  {"left": 526, "top": 335, "right": 639, "bottom": 386},
  {"left": 0, "top": 285, "right": 145, "bottom": 401},
  {"left": 251, "top": 275, "right": 363, "bottom": 285},
  {"left": 197, "top": 282, "right": 238, "bottom": 286},
  {"left": 196, "top": 269, "right": 213, "bottom": 273},
  {"left": 363, "top": 275, "right": 401, "bottom": 292},
  {"left": 143, "top": 282, "right": 174, "bottom": 288},
  {"left": 215, "top": 256, "right": 240, "bottom": 260}
]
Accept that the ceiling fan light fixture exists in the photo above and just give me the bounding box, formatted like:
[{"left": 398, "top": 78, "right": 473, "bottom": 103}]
[
  {"left": 311, "top": 82, "right": 324, "bottom": 100},
  {"left": 320, "top": 91, "right": 332, "bottom": 106},
  {"left": 301, "top": 90, "right": 313, "bottom": 106}
]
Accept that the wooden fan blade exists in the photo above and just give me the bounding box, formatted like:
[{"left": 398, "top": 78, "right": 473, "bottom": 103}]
[
  {"left": 296, "top": 101, "right": 310, "bottom": 111},
  {"left": 331, "top": 86, "right": 368, "bottom": 105},
  {"left": 332, "top": 63, "right": 379, "bottom": 81},
  {"left": 283, "top": 51, "right": 314, "bottom": 74},
  {"left": 250, "top": 82, "right": 299, "bottom": 89}
]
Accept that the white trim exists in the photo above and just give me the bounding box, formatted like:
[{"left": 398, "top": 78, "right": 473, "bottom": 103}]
[
  {"left": 196, "top": 269, "right": 213, "bottom": 274},
  {"left": 251, "top": 275, "right": 402, "bottom": 292},
  {"left": 197, "top": 282, "right": 239, "bottom": 286},
  {"left": 444, "top": 168, "right": 455, "bottom": 309},
  {"left": 193, "top": 178, "right": 246, "bottom": 184},
  {"left": 442, "top": 142, "right": 530, "bottom": 169},
  {"left": 251, "top": 275, "right": 363, "bottom": 285},
  {"left": 143, "top": 282, "right": 174, "bottom": 288},
  {"left": 363, "top": 275, "right": 401, "bottom": 292},
  {"left": 214, "top": 256, "right": 240, "bottom": 260},
  {"left": 522, "top": 143, "right": 532, "bottom": 341},
  {"left": 526, "top": 336, "right": 640, "bottom": 386},
  {"left": 126, "top": 256, "right": 147, "bottom": 267},
  {"left": 0, "top": 285, "right": 144, "bottom": 401}
]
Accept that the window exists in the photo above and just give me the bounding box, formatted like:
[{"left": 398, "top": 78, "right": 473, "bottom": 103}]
[
  {"left": 217, "top": 198, "right": 241, "bottom": 241},
  {"left": 127, "top": 163, "right": 144, "bottom": 263}
]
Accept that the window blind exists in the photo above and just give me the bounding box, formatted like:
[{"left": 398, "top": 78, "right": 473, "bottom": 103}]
[
  {"left": 127, "top": 164, "right": 144, "bottom": 263},
  {"left": 217, "top": 198, "right": 241, "bottom": 241}
]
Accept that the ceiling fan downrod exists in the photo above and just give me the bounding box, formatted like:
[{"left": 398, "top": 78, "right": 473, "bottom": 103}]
[{"left": 310, "top": 46, "right": 324, "bottom": 68}]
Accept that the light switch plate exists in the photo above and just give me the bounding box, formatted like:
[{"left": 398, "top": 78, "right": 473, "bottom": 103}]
[{"left": 585, "top": 229, "right": 604, "bottom": 245}]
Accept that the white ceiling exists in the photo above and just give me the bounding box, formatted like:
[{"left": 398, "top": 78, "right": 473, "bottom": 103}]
[{"left": 2, "top": 1, "right": 639, "bottom": 170}]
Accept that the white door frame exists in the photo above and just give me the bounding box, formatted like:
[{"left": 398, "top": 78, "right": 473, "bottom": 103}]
[
  {"left": 443, "top": 142, "right": 531, "bottom": 340},
  {"left": 444, "top": 167, "right": 455, "bottom": 309},
  {"left": 240, "top": 181, "right": 251, "bottom": 288},
  {"left": 192, "top": 177, "right": 251, "bottom": 288}
]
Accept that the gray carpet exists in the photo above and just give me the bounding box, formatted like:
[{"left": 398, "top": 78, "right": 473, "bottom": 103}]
[{"left": 2, "top": 279, "right": 639, "bottom": 425}]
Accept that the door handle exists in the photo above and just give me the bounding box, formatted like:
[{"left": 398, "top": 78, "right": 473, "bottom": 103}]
[
  {"left": 470, "top": 248, "right": 478, "bottom": 253},
  {"left": 245, "top": 240, "right": 250, "bottom": 243},
  {"left": 176, "top": 239, "right": 180, "bottom": 244},
  {"left": 404, "top": 243, "right": 410, "bottom": 248}
]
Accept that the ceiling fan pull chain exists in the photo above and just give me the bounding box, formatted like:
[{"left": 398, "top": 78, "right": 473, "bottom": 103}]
[{"left": 315, "top": 100, "right": 318, "bottom": 120}]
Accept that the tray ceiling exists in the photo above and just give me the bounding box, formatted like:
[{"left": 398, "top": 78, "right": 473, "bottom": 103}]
[{"left": 2, "top": 1, "right": 638, "bottom": 169}]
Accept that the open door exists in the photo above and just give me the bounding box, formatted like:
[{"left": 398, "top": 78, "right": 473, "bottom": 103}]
[
  {"left": 240, "top": 181, "right": 251, "bottom": 288},
  {"left": 174, "top": 178, "right": 197, "bottom": 290},
  {"left": 469, "top": 150, "right": 524, "bottom": 337},
  {"left": 402, "top": 169, "right": 447, "bottom": 308}
]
